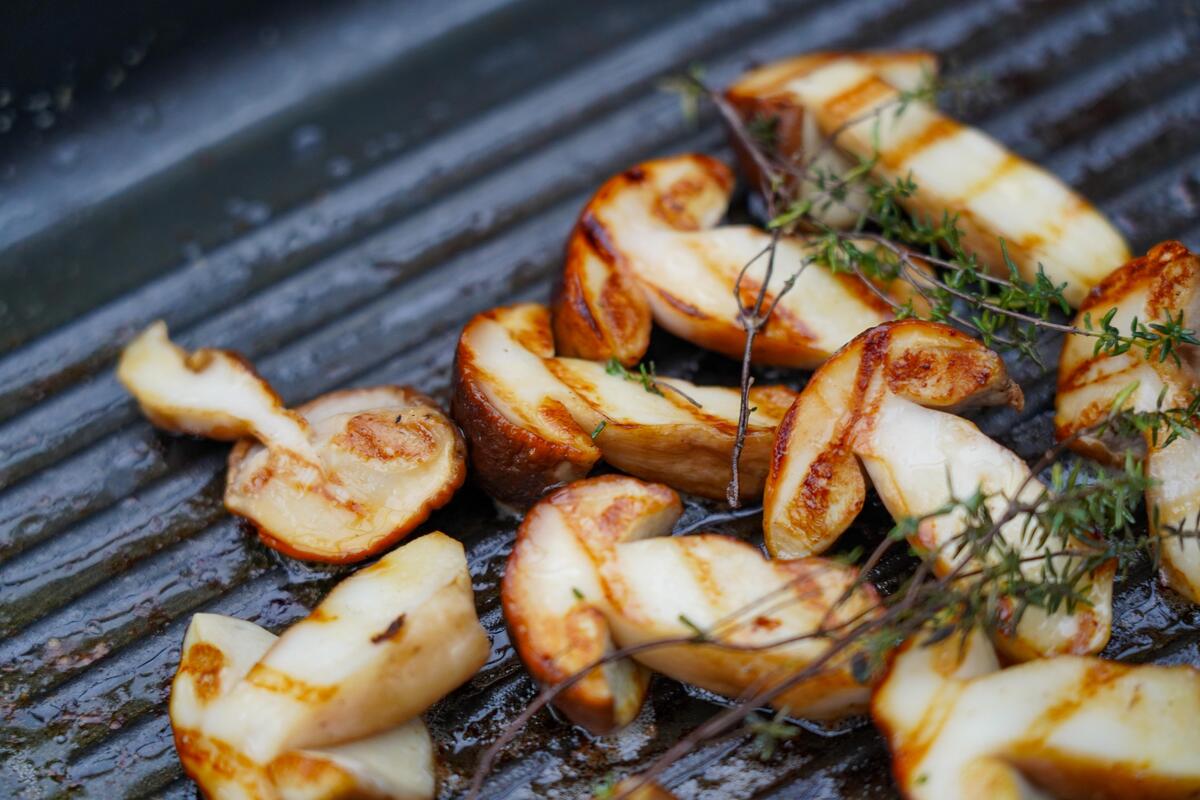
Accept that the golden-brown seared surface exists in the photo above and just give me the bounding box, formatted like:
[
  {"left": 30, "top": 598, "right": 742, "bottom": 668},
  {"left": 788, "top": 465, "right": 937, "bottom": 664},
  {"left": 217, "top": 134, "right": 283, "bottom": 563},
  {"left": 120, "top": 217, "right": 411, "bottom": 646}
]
[
  {"left": 552, "top": 154, "right": 924, "bottom": 368},
  {"left": 118, "top": 323, "right": 465, "bottom": 562},
  {"left": 1056, "top": 241, "right": 1200, "bottom": 602},
  {"left": 501, "top": 476, "right": 881, "bottom": 734},
  {"left": 764, "top": 320, "right": 1112, "bottom": 660},
  {"left": 727, "top": 52, "right": 1130, "bottom": 306},
  {"left": 873, "top": 630, "right": 1200, "bottom": 799},
  {"left": 169, "top": 533, "right": 487, "bottom": 799},
  {"left": 452, "top": 303, "right": 797, "bottom": 507}
]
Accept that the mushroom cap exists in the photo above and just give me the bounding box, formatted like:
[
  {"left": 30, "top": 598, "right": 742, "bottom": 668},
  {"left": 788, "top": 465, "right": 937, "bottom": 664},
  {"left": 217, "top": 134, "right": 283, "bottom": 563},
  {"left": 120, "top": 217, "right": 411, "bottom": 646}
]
[
  {"left": 873, "top": 631, "right": 1200, "bottom": 799},
  {"left": 552, "top": 154, "right": 925, "bottom": 369},
  {"left": 502, "top": 475, "right": 881, "bottom": 733},
  {"left": 452, "top": 303, "right": 797, "bottom": 507},
  {"left": 227, "top": 386, "right": 465, "bottom": 563},
  {"left": 726, "top": 51, "right": 1130, "bottom": 306}
]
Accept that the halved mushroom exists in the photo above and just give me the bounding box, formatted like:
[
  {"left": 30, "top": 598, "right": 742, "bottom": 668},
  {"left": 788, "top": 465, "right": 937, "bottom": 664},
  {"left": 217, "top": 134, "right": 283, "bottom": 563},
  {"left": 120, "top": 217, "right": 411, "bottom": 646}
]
[
  {"left": 727, "top": 52, "right": 1131, "bottom": 306},
  {"left": 1056, "top": 241, "right": 1200, "bottom": 602},
  {"left": 873, "top": 629, "right": 1200, "bottom": 799},
  {"left": 170, "top": 532, "right": 488, "bottom": 799},
  {"left": 118, "top": 322, "right": 466, "bottom": 562},
  {"left": 764, "top": 320, "right": 1113, "bottom": 660},
  {"left": 452, "top": 303, "right": 797, "bottom": 507},
  {"left": 502, "top": 475, "right": 880, "bottom": 734},
  {"left": 551, "top": 154, "right": 927, "bottom": 368}
]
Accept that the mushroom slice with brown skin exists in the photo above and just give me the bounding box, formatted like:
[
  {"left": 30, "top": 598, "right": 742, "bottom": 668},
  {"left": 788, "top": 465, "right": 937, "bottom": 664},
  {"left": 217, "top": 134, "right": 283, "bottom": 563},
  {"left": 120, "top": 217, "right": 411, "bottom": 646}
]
[
  {"left": 764, "top": 320, "right": 1113, "bottom": 660},
  {"left": 551, "top": 154, "right": 927, "bottom": 368},
  {"left": 726, "top": 52, "right": 1131, "bottom": 307},
  {"left": 452, "top": 303, "right": 797, "bottom": 507},
  {"left": 727, "top": 51, "right": 937, "bottom": 230},
  {"left": 1056, "top": 241, "right": 1200, "bottom": 601},
  {"left": 501, "top": 476, "right": 679, "bottom": 732},
  {"left": 873, "top": 629, "right": 1200, "bottom": 799},
  {"left": 502, "top": 476, "right": 881, "bottom": 735},
  {"left": 170, "top": 532, "right": 488, "bottom": 799},
  {"left": 118, "top": 322, "right": 466, "bottom": 562}
]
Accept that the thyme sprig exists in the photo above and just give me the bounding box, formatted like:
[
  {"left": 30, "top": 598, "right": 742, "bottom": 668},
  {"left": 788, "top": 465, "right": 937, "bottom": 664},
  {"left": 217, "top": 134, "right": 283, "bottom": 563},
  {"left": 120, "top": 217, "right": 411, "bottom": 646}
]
[
  {"left": 605, "top": 357, "right": 704, "bottom": 408},
  {"left": 672, "top": 70, "right": 1199, "bottom": 505},
  {"left": 466, "top": 398, "right": 1200, "bottom": 800}
]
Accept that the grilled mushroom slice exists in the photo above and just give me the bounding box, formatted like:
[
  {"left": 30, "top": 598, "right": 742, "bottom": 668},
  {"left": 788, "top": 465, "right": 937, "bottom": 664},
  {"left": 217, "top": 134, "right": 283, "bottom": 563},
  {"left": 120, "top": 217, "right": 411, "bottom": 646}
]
[
  {"left": 552, "top": 154, "right": 926, "bottom": 368},
  {"left": 1057, "top": 241, "right": 1200, "bottom": 602},
  {"left": 170, "top": 532, "right": 488, "bottom": 799},
  {"left": 452, "top": 303, "right": 797, "bottom": 507},
  {"left": 873, "top": 629, "right": 1200, "bottom": 799},
  {"left": 118, "top": 322, "right": 466, "bottom": 562},
  {"left": 727, "top": 51, "right": 936, "bottom": 229},
  {"left": 764, "top": 320, "right": 1113, "bottom": 660},
  {"left": 727, "top": 52, "right": 1130, "bottom": 306},
  {"left": 502, "top": 476, "right": 880, "bottom": 734}
]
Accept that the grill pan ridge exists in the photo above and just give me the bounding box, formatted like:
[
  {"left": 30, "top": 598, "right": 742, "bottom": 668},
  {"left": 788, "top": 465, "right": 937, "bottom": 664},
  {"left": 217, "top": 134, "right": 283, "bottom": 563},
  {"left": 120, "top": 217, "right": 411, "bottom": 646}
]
[{"left": 2, "top": 0, "right": 1200, "bottom": 796}]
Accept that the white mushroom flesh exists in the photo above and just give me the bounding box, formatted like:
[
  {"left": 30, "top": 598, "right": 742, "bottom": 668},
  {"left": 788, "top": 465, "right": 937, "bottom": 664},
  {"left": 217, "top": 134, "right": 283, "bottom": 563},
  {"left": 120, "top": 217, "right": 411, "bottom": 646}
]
[{"left": 874, "top": 630, "right": 1200, "bottom": 799}]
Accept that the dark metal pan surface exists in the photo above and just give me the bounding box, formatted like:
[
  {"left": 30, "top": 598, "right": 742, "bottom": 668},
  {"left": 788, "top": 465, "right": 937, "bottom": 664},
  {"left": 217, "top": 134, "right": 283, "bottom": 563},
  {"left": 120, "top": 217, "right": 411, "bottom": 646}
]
[{"left": 2, "top": 0, "right": 1199, "bottom": 796}]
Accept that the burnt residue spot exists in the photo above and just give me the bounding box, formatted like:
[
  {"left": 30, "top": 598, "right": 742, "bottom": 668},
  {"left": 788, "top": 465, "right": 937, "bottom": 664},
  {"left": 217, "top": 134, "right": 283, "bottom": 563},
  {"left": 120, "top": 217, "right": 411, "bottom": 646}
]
[
  {"left": 371, "top": 613, "right": 406, "bottom": 644},
  {"left": 623, "top": 166, "right": 646, "bottom": 183}
]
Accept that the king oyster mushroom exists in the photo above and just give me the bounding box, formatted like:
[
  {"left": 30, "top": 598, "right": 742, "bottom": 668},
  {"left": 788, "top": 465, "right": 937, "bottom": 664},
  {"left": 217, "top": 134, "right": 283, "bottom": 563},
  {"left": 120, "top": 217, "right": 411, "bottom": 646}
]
[
  {"left": 873, "top": 629, "right": 1200, "bottom": 799},
  {"left": 452, "top": 303, "right": 798, "bottom": 507},
  {"left": 1056, "top": 241, "right": 1200, "bottom": 602},
  {"left": 502, "top": 475, "right": 880, "bottom": 734},
  {"left": 763, "top": 320, "right": 1113, "bottom": 660},
  {"left": 726, "top": 51, "right": 1130, "bottom": 306},
  {"left": 551, "top": 153, "right": 927, "bottom": 368},
  {"left": 117, "top": 321, "right": 466, "bottom": 562},
  {"left": 170, "top": 532, "right": 489, "bottom": 799}
]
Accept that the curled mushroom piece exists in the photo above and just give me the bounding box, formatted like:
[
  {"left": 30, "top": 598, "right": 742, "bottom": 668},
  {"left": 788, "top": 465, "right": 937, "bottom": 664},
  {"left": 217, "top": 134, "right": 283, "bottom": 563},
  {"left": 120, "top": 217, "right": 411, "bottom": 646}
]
[
  {"left": 118, "top": 322, "right": 466, "bottom": 562},
  {"left": 764, "top": 320, "right": 1113, "bottom": 660},
  {"left": 170, "top": 532, "right": 489, "bottom": 799},
  {"left": 502, "top": 476, "right": 881, "bottom": 734},
  {"left": 452, "top": 303, "right": 797, "bottom": 507},
  {"left": 552, "top": 154, "right": 927, "bottom": 368},
  {"left": 873, "top": 630, "right": 1200, "bottom": 799},
  {"left": 1057, "top": 241, "right": 1200, "bottom": 601},
  {"left": 727, "top": 52, "right": 1130, "bottom": 306}
]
